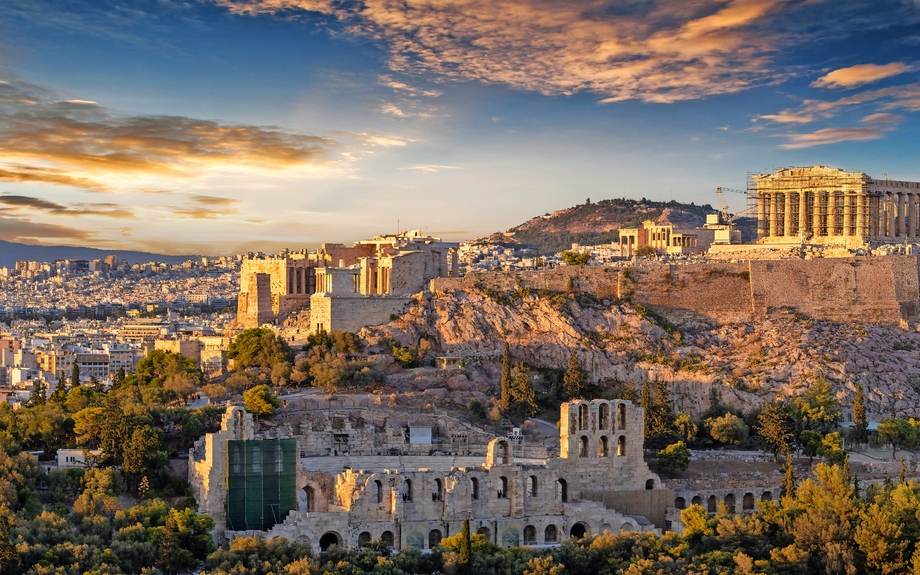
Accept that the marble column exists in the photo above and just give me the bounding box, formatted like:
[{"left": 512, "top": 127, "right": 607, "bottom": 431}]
[
  {"left": 897, "top": 192, "right": 906, "bottom": 237},
  {"left": 888, "top": 192, "right": 896, "bottom": 238},
  {"left": 827, "top": 191, "right": 837, "bottom": 236},
  {"left": 911, "top": 193, "right": 918, "bottom": 239},
  {"left": 799, "top": 191, "right": 808, "bottom": 237},
  {"left": 855, "top": 193, "right": 866, "bottom": 239},
  {"left": 813, "top": 191, "right": 823, "bottom": 237},
  {"left": 783, "top": 192, "right": 793, "bottom": 237},
  {"left": 770, "top": 193, "right": 779, "bottom": 237},
  {"left": 842, "top": 193, "right": 852, "bottom": 236},
  {"left": 757, "top": 194, "right": 767, "bottom": 239}
]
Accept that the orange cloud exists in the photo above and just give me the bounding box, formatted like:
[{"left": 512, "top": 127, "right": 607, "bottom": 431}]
[
  {"left": 812, "top": 63, "right": 911, "bottom": 89},
  {"left": 217, "top": 0, "right": 795, "bottom": 103},
  {"left": 779, "top": 126, "right": 891, "bottom": 149}
]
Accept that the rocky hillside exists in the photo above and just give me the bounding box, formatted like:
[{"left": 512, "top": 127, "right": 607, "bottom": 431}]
[{"left": 361, "top": 287, "right": 920, "bottom": 420}]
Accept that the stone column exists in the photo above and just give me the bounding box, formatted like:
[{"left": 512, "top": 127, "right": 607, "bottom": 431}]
[
  {"left": 843, "top": 192, "right": 852, "bottom": 237},
  {"left": 783, "top": 192, "right": 793, "bottom": 237},
  {"left": 897, "top": 192, "right": 906, "bottom": 237},
  {"left": 889, "top": 192, "right": 897, "bottom": 238},
  {"left": 769, "top": 193, "right": 779, "bottom": 238},
  {"left": 757, "top": 194, "right": 767, "bottom": 239},
  {"left": 827, "top": 191, "right": 837, "bottom": 237},
  {"left": 856, "top": 193, "right": 866, "bottom": 240},
  {"left": 912, "top": 194, "right": 919, "bottom": 239},
  {"left": 813, "top": 191, "right": 823, "bottom": 237},
  {"left": 799, "top": 191, "right": 808, "bottom": 237}
]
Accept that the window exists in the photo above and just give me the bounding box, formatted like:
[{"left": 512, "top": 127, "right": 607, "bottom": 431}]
[
  {"left": 428, "top": 529, "right": 442, "bottom": 549},
  {"left": 578, "top": 404, "right": 588, "bottom": 430},
  {"left": 645, "top": 479, "right": 654, "bottom": 490},
  {"left": 617, "top": 435, "right": 625, "bottom": 456},
  {"left": 523, "top": 525, "right": 536, "bottom": 544},
  {"left": 498, "top": 476, "right": 508, "bottom": 499},
  {"left": 579, "top": 436, "right": 588, "bottom": 457},
  {"left": 557, "top": 479, "right": 567, "bottom": 503},
  {"left": 599, "top": 404, "right": 609, "bottom": 429},
  {"left": 544, "top": 525, "right": 557, "bottom": 542},
  {"left": 250, "top": 445, "right": 261, "bottom": 473},
  {"left": 433, "top": 478, "right": 443, "bottom": 501},
  {"left": 471, "top": 477, "right": 479, "bottom": 500},
  {"left": 599, "top": 436, "right": 609, "bottom": 457},
  {"left": 528, "top": 476, "right": 538, "bottom": 497},
  {"left": 617, "top": 404, "right": 626, "bottom": 429},
  {"left": 403, "top": 479, "right": 413, "bottom": 502},
  {"left": 374, "top": 480, "right": 382, "bottom": 504}
]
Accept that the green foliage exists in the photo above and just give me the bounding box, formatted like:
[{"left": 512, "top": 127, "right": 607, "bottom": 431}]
[
  {"left": 135, "top": 349, "right": 204, "bottom": 388},
  {"left": 242, "top": 385, "right": 280, "bottom": 416},
  {"left": 510, "top": 362, "right": 538, "bottom": 419},
  {"left": 562, "top": 352, "right": 583, "bottom": 401},
  {"left": 306, "top": 329, "right": 363, "bottom": 354},
  {"left": 674, "top": 412, "right": 698, "bottom": 444},
  {"left": 560, "top": 250, "right": 591, "bottom": 266},
  {"left": 820, "top": 432, "right": 847, "bottom": 466},
  {"left": 657, "top": 441, "right": 691, "bottom": 476},
  {"left": 799, "top": 429, "right": 822, "bottom": 463},
  {"left": 756, "top": 400, "right": 794, "bottom": 462},
  {"left": 706, "top": 413, "right": 749, "bottom": 445},
  {"left": 878, "top": 418, "right": 918, "bottom": 460},
  {"left": 792, "top": 376, "right": 842, "bottom": 436},
  {"left": 228, "top": 328, "right": 294, "bottom": 370},
  {"left": 500, "top": 342, "right": 512, "bottom": 410},
  {"left": 852, "top": 383, "right": 869, "bottom": 448},
  {"left": 468, "top": 400, "right": 488, "bottom": 420},
  {"left": 641, "top": 380, "right": 676, "bottom": 450}
]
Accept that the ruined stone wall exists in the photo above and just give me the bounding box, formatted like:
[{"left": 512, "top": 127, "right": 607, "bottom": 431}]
[
  {"left": 310, "top": 294, "right": 413, "bottom": 334},
  {"left": 388, "top": 252, "right": 426, "bottom": 295},
  {"left": 433, "top": 257, "right": 920, "bottom": 326}
]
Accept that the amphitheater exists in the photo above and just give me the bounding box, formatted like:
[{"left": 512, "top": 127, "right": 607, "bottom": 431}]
[{"left": 189, "top": 400, "right": 695, "bottom": 550}]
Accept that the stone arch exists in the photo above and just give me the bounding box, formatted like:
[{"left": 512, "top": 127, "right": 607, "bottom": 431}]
[
  {"left": 578, "top": 403, "right": 589, "bottom": 430},
  {"left": 570, "top": 522, "right": 588, "bottom": 539},
  {"left": 691, "top": 495, "right": 702, "bottom": 506},
  {"left": 579, "top": 436, "right": 589, "bottom": 457},
  {"left": 471, "top": 477, "right": 479, "bottom": 500},
  {"left": 599, "top": 436, "right": 609, "bottom": 457},
  {"left": 373, "top": 480, "right": 382, "bottom": 503},
  {"left": 599, "top": 403, "right": 610, "bottom": 430},
  {"left": 433, "top": 478, "right": 444, "bottom": 501},
  {"left": 523, "top": 525, "right": 537, "bottom": 544},
  {"left": 743, "top": 493, "right": 755, "bottom": 511},
  {"left": 403, "top": 479, "right": 413, "bottom": 502},
  {"left": 486, "top": 438, "right": 512, "bottom": 467},
  {"left": 428, "top": 529, "right": 442, "bottom": 549},
  {"left": 545, "top": 524, "right": 557, "bottom": 542},
  {"left": 617, "top": 403, "right": 626, "bottom": 429},
  {"left": 358, "top": 532, "right": 371, "bottom": 546},
  {"left": 617, "top": 435, "right": 625, "bottom": 456},
  {"left": 498, "top": 476, "right": 508, "bottom": 499},
  {"left": 675, "top": 497, "right": 686, "bottom": 509},
  {"left": 528, "top": 475, "right": 538, "bottom": 497},
  {"left": 619, "top": 522, "right": 634, "bottom": 533},
  {"left": 300, "top": 485, "right": 316, "bottom": 512},
  {"left": 707, "top": 495, "right": 717, "bottom": 513},
  {"left": 761, "top": 491, "right": 773, "bottom": 501},
  {"left": 320, "top": 532, "right": 341, "bottom": 551},
  {"left": 724, "top": 493, "right": 736, "bottom": 513},
  {"left": 645, "top": 478, "right": 655, "bottom": 490},
  {"left": 477, "top": 526, "right": 491, "bottom": 540},
  {"left": 557, "top": 478, "right": 568, "bottom": 502},
  {"left": 381, "top": 531, "right": 394, "bottom": 547}
]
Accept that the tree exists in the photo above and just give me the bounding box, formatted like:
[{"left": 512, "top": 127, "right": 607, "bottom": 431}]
[
  {"left": 561, "top": 251, "right": 591, "bottom": 266},
  {"left": 458, "top": 517, "right": 471, "bottom": 575},
  {"left": 852, "top": 383, "right": 869, "bottom": 449},
  {"left": 878, "top": 418, "right": 917, "bottom": 460},
  {"left": 799, "top": 430, "right": 822, "bottom": 464},
  {"left": 0, "top": 512, "right": 20, "bottom": 575},
  {"left": 243, "top": 385, "right": 280, "bottom": 416},
  {"left": 820, "top": 432, "right": 847, "bottom": 466},
  {"left": 706, "top": 413, "right": 749, "bottom": 445},
  {"left": 122, "top": 426, "right": 168, "bottom": 489},
  {"left": 99, "top": 394, "right": 129, "bottom": 466},
  {"left": 793, "top": 377, "right": 841, "bottom": 435},
  {"left": 674, "top": 412, "right": 698, "bottom": 444},
  {"left": 228, "top": 328, "right": 294, "bottom": 371},
  {"left": 28, "top": 379, "right": 46, "bottom": 406},
  {"left": 500, "top": 343, "right": 512, "bottom": 410},
  {"left": 657, "top": 441, "right": 691, "bottom": 476},
  {"left": 49, "top": 373, "right": 67, "bottom": 404},
  {"left": 756, "top": 400, "right": 794, "bottom": 462},
  {"left": 157, "top": 513, "right": 183, "bottom": 575},
  {"left": 510, "top": 362, "right": 538, "bottom": 418},
  {"left": 114, "top": 367, "right": 126, "bottom": 387},
  {"left": 71, "top": 362, "right": 81, "bottom": 388},
  {"left": 782, "top": 452, "right": 796, "bottom": 500},
  {"left": 562, "top": 352, "right": 583, "bottom": 400},
  {"left": 164, "top": 373, "right": 198, "bottom": 405}
]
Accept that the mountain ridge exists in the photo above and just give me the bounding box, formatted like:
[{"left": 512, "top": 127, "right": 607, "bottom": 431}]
[{"left": 0, "top": 240, "right": 204, "bottom": 268}]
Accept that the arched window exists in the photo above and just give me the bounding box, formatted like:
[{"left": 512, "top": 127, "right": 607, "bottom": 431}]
[
  {"left": 373, "top": 480, "right": 382, "bottom": 504},
  {"left": 471, "top": 477, "right": 479, "bottom": 500},
  {"left": 707, "top": 495, "right": 717, "bottom": 513},
  {"left": 477, "top": 527, "right": 491, "bottom": 540},
  {"left": 675, "top": 497, "right": 686, "bottom": 509},
  {"left": 302, "top": 486, "right": 315, "bottom": 512},
  {"left": 599, "top": 436, "right": 609, "bottom": 457},
  {"left": 358, "top": 532, "right": 371, "bottom": 545},
  {"left": 231, "top": 446, "right": 242, "bottom": 474},
  {"left": 498, "top": 476, "right": 508, "bottom": 499},
  {"left": 251, "top": 445, "right": 261, "bottom": 473},
  {"left": 743, "top": 493, "right": 755, "bottom": 511},
  {"left": 724, "top": 493, "right": 736, "bottom": 513},
  {"left": 617, "top": 435, "right": 625, "bottom": 456},
  {"left": 433, "top": 478, "right": 443, "bottom": 501},
  {"left": 761, "top": 491, "right": 773, "bottom": 501},
  {"left": 523, "top": 525, "right": 536, "bottom": 544},
  {"left": 579, "top": 436, "right": 588, "bottom": 457},
  {"left": 403, "top": 479, "right": 413, "bottom": 502},
  {"left": 578, "top": 404, "right": 588, "bottom": 430},
  {"left": 691, "top": 495, "right": 702, "bottom": 506},
  {"left": 381, "top": 531, "right": 394, "bottom": 547},
  {"left": 599, "top": 404, "right": 609, "bottom": 430},
  {"left": 617, "top": 404, "right": 626, "bottom": 429},
  {"left": 557, "top": 478, "right": 567, "bottom": 502},
  {"left": 528, "top": 476, "right": 538, "bottom": 497},
  {"left": 428, "top": 529, "right": 442, "bottom": 549},
  {"left": 544, "top": 525, "right": 557, "bottom": 542},
  {"left": 570, "top": 523, "right": 587, "bottom": 539},
  {"left": 320, "top": 532, "right": 340, "bottom": 551},
  {"left": 645, "top": 479, "right": 654, "bottom": 490}
]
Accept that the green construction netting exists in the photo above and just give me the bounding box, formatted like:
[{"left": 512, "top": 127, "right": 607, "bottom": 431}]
[{"left": 226, "top": 439, "right": 297, "bottom": 531}]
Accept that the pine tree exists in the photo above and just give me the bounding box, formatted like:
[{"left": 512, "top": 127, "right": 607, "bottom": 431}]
[
  {"left": 458, "top": 517, "right": 472, "bottom": 575},
  {"left": 99, "top": 394, "right": 128, "bottom": 466},
  {"left": 756, "top": 401, "right": 794, "bottom": 462},
  {"left": 157, "top": 513, "right": 182, "bottom": 575},
  {"left": 28, "top": 379, "right": 47, "bottom": 406},
  {"left": 115, "top": 367, "right": 126, "bottom": 388},
  {"left": 852, "top": 382, "right": 869, "bottom": 448},
  {"left": 50, "top": 372, "right": 67, "bottom": 403},
  {"left": 500, "top": 342, "right": 512, "bottom": 410},
  {"left": 900, "top": 457, "right": 907, "bottom": 485},
  {"left": 0, "top": 517, "right": 21, "bottom": 575},
  {"left": 71, "top": 362, "right": 81, "bottom": 388},
  {"left": 782, "top": 452, "right": 796, "bottom": 501},
  {"left": 562, "top": 351, "right": 583, "bottom": 400},
  {"left": 641, "top": 380, "right": 654, "bottom": 443},
  {"left": 843, "top": 454, "right": 852, "bottom": 488},
  {"left": 511, "top": 362, "right": 538, "bottom": 418}
]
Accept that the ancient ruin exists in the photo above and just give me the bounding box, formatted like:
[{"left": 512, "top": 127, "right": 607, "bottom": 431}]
[
  {"left": 755, "top": 166, "right": 920, "bottom": 247},
  {"left": 189, "top": 400, "right": 668, "bottom": 550}
]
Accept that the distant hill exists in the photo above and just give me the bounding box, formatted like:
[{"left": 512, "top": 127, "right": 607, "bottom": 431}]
[
  {"left": 0, "top": 240, "right": 204, "bottom": 268},
  {"left": 479, "top": 198, "right": 723, "bottom": 255}
]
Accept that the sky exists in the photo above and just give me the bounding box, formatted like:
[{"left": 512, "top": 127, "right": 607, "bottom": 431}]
[{"left": 1, "top": 0, "right": 920, "bottom": 255}]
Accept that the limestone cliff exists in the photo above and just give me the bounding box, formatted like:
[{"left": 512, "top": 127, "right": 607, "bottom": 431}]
[{"left": 362, "top": 288, "right": 920, "bottom": 420}]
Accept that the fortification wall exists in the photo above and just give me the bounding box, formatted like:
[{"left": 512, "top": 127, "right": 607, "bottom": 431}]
[
  {"left": 311, "top": 295, "right": 413, "bottom": 334},
  {"left": 432, "top": 256, "right": 920, "bottom": 326}
]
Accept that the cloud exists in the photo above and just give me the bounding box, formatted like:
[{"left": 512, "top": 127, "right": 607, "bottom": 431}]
[
  {"left": 400, "top": 165, "right": 460, "bottom": 173},
  {"left": 779, "top": 126, "right": 891, "bottom": 149},
  {"left": 861, "top": 112, "right": 902, "bottom": 124},
  {"left": 168, "top": 194, "right": 243, "bottom": 218},
  {"left": 0, "top": 78, "right": 340, "bottom": 193},
  {"left": 756, "top": 111, "right": 815, "bottom": 124},
  {"left": 812, "top": 63, "right": 911, "bottom": 89},
  {"left": 0, "top": 216, "right": 94, "bottom": 243},
  {"left": 0, "top": 194, "right": 134, "bottom": 218},
  {"left": 216, "top": 0, "right": 816, "bottom": 103},
  {"left": 758, "top": 83, "right": 920, "bottom": 126}
]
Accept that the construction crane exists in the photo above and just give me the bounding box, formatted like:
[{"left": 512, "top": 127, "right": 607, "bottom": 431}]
[{"left": 715, "top": 187, "right": 753, "bottom": 224}]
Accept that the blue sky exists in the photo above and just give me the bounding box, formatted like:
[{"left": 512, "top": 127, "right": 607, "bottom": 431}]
[{"left": 1, "top": 0, "right": 919, "bottom": 254}]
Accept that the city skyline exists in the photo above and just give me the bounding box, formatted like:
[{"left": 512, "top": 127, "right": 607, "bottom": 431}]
[{"left": 2, "top": 0, "right": 920, "bottom": 254}]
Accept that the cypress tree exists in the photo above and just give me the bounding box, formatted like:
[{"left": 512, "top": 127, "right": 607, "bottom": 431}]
[
  {"left": 852, "top": 382, "right": 868, "bottom": 448},
  {"left": 511, "top": 362, "right": 538, "bottom": 418},
  {"left": 900, "top": 457, "right": 907, "bottom": 485},
  {"left": 71, "top": 362, "right": 80, "bottom": 388},
  {"left": 458, "top": 517, "right": 471, "bottom": 575},
  {"left": 562, "top": 351, "right": 583, "bottom": 400},
  {"left": 500, "top": 342, "right": 512, "bottom": 410},
  {"left": 641, "top": 380, "right": 654, "bottom": 444},
  {"left": 29, "top": 379, "right": 47, "bottom": 406},
  {"left": 782, "top": 452, "right": 796, "bottom": 501},
  {"left": 156, "top": 513, "right": 182, "bottom": 575}
]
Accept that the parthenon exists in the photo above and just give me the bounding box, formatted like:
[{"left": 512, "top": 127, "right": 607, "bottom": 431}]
[{"left": 755, "top": 166, "right": 920, "bottom": 247}]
